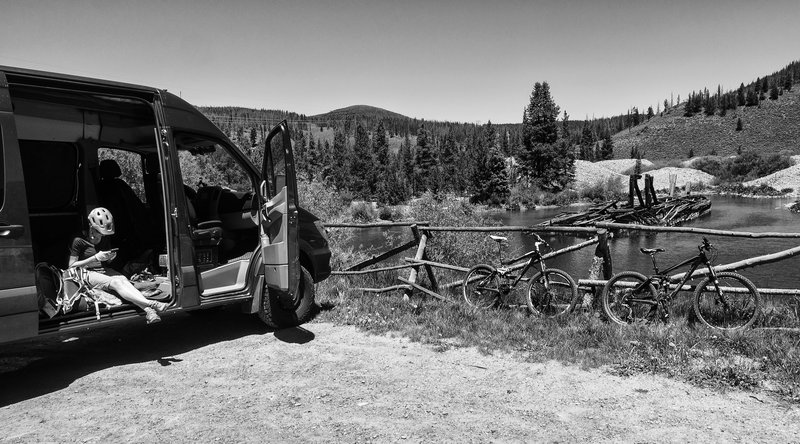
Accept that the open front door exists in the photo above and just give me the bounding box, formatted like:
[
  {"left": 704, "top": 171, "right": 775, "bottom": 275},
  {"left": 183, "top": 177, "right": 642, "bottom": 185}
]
[{"left": 259, "top": 121, "right": 299, "bottom": 303}]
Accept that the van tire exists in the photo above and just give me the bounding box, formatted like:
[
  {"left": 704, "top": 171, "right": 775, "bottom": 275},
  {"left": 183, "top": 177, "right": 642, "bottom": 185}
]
[{"left": 258, "top": 265, "right": 315, "bottom": 329}]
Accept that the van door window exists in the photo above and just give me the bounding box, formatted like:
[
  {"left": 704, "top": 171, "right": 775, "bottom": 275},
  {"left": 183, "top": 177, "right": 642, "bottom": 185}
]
[{"left": 176, "top": 136, "right": 258, "bottom": 272}]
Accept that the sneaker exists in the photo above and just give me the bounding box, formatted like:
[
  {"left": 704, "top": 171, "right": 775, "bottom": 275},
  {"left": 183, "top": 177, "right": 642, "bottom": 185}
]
[
  {"left": 144, "top": 307, "right": 161, "bottom": 324},
  {"left": 149, "top": 301, "right": 169, "bottom": 314}
]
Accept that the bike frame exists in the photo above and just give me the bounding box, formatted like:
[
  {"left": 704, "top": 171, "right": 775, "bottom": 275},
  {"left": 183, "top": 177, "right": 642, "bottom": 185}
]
[
  {"left": 633, "top": 247, "right": 717, "bottom": 304},
  {"left": 496, "top": 243, "right": 548, "bottom": 291}
]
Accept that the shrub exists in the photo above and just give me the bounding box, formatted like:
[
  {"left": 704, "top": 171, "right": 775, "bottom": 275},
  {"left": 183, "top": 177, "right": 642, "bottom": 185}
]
[
  {"left": 349, "top": 201, "right": 376, "bottom": 222},
  {"left": 298, "top": 179, "right": 348, "bottom": 222},
  {"left": 578, "top": 177, "right": 625, "bottom": 202}
]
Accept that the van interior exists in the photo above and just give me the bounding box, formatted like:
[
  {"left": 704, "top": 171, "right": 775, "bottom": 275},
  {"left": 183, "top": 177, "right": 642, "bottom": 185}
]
[{"left": 8, "top": 81, "right": 261, "bottom": 326}]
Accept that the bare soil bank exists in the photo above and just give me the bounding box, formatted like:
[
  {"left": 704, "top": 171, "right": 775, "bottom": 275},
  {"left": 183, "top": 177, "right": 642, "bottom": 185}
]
[{"left": 1, "top": 311, "right": 798, "bottom": 443}]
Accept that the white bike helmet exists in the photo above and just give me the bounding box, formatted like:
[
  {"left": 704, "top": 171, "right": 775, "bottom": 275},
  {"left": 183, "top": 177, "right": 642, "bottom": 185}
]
[{"left": 88, "top": 207, "right": 115, "bottom": 235}]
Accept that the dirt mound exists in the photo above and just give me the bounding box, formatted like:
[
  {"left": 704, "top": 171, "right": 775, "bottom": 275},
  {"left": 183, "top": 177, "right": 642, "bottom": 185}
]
[
  {"left": 573, "top": 160, "right": 627, "bottom": 190},
  {"left": 573, "top": 160, "right": 713, "bottom": 193},
  {"left": 744, "top": 164, "right": 800, "bottom": 195},
  {"left": 594, "top": 158, "right": 654, "bottom": 174},
  {"left": 647, "top": 167, "right": 715, "bottom": 191}
]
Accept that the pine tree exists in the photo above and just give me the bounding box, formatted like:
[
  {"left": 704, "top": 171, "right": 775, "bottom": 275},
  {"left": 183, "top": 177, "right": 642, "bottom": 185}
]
[
  {"left": 601, "top": 129, "right": 614, "bottom": 160},
  {"left": 439, "top": 132, "right": 459, "bottom": 193},
  {"left": 745, "top": 89, "right": 759, "bottom": 107},
  {"left": 579, "top": 124, "right": 594, "bottom": 161},
  {"left": 737, "top": 83, "right": 746, "bottom": 106},
  {"left": 519, "top": 81, "right": 573, "bottom": 190},
  {"left": 785, "top": 73, "right": 793, "bottom": 92},
  {"left": 373, "top": 121, "right": 390, "bottom": 202},
  {"left": 646, "top": 106, "right": 654, "bottom": 120},
  {"left": 483, "top": 145, "right": 510, "bottom": 205},
  {"left": 350, "top": 124, "right": 374, "bottom": 198},
  {"left": 413, "top": 126, "right": 437, "bottom": 193},
  {"left": 769, "top": 82, "right": 779, "bottom": 100}
]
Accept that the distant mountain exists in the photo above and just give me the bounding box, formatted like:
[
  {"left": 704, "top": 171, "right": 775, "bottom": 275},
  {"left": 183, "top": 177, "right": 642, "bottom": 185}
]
[
  {"left": 311, "top": 105, "right": 411, "bottom": 122},
  {"left": 613, "top": 86, "right": 800, "bottom": 161}
]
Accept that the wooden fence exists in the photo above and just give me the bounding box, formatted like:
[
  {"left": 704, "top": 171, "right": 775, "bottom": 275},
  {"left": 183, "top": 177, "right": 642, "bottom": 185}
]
[{"left": 324, "top": 221, "right": 800, "bottom": 303}]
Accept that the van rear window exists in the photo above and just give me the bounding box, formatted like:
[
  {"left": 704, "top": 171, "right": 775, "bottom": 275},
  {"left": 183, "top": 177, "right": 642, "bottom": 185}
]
[{"left": 19, "top": 140, "right": 79, "bottom": 211}]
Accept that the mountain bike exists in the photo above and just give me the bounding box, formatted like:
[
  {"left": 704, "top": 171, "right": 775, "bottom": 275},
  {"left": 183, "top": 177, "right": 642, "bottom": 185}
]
[
  {"left": 601, "top": 237, "right": 761, "bottom": 330},
  {"left": 462, "top": 234, "right": 579, "bottom": 316}
]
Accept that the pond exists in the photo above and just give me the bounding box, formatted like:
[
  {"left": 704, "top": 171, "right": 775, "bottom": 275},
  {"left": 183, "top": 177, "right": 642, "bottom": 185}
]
[{"left": 342, "top": 196, "right": 800, "bottom": 290}]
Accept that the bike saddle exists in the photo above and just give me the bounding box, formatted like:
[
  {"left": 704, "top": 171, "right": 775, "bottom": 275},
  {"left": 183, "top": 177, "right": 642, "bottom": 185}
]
[
  {"left": 489, "top": 235, "right": 508, "bottom": 243},
  {"left": 640, "top": 248, "right": 665, "bottom": 254}
]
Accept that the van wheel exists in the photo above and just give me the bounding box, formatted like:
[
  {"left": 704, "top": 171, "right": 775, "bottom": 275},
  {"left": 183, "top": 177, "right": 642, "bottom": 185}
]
[{"left": 258, "top": 266, "right": 315, "bottom": 329}]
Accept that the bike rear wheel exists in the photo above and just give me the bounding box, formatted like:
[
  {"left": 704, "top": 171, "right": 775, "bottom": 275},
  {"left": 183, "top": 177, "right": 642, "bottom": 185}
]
[
  {"left": 601, "top": 271, "right": 659, "bottom": 325},
  {"left": 693, "top": 272, "right": 761, "bottom": 330},
  {"left": 527, "top": 268, "right": 579, "bottom": 316},
  {"left": 463, "top": 265, "right": 500, "bottom": 309}
]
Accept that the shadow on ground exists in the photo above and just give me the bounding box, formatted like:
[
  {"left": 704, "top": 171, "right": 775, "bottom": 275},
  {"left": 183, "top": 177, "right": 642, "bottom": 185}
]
[{"left": 0, "top": 307, "right": 315, "bottom": 407}]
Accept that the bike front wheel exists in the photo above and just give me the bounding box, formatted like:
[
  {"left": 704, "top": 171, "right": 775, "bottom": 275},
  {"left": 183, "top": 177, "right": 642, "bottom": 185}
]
[
  {"left": 463, "top": 265, "right": 500, "bottom": 309},
  {"left": 601, "top": 271, "right": 659, "bottom": 325},
  {"left": 693, "top": 272, "right": 761, "bottom": 330},
  {"left": 527, "top": 268, "right": 579, "bottom": 316}
]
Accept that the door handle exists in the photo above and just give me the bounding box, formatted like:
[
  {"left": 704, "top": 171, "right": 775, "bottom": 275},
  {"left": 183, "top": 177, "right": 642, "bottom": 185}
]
[{"left": 0, "top": 224, "right": 25, "bottom": 239}]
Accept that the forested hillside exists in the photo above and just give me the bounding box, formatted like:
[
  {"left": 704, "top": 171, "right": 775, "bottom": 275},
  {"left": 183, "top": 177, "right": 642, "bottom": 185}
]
[{"left": 195, "top": 60, "right": 800, "bottom": 204}]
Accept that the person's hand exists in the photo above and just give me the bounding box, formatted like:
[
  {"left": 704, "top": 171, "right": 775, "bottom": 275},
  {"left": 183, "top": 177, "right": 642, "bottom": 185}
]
[{"left": 95, "top": 250, "right": 117, "bottom": 262}]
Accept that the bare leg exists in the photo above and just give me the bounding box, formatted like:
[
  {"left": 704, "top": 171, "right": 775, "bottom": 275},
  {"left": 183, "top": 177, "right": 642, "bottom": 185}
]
[{"left": 107, "top": 276, "right": 155, "bottom": 310}]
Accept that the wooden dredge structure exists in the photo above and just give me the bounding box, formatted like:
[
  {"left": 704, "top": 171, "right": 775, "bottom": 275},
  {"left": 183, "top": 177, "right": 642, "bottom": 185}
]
[
  {"left": 542, "top": 173, "right": 711, "bottom": 227},
  {"left": 325, "top": 175, "right": 800, "bottom": 317}
]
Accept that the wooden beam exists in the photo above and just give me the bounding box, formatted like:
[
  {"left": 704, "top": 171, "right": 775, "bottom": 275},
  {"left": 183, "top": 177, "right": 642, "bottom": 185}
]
[
  {"left": 404, "top": 225, "right": 428, "bottom": 302},
  {"left": 413, "top": 225, "right": 438, "bottom": 292},
  {"left": 332, "top": 264, "right": 417, "bottom": 275},
  {"left": 595, "top": 222, "right": 800, "bottom": 239},
  {"left": 398, "top": 277, "right": 453, "bottom": 302},
  {"left": 345, "top": 239, "right": 419, "bottom": 271},
  {"left": 356, "top": 285, "right": 412, "bottom": 294},
  {"left": 669, "top": 244, "right": 800, "bottom": 281},
  {"left": 578, "top": 279, "right": 800, "bottom": 297},
  {"left": 405, "top": 258, "right": 470, "bottom": 273},
  {"left": 325, "top": 221, "right": 430, "bottom": 228},
  {"left": 421, "top": 226, "right": 598, "bottom": 234}
]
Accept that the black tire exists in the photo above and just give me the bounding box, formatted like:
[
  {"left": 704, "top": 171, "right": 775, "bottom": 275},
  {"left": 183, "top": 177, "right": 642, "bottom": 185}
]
[
  {"left": 463, "top": 265, "right": 500, "bottom": 309},
  {"left": 601, "top": 271, "right": 659, "bottom": 326},
  {"left": 258, "top": 265, "right": 315, "bottom": 329},
  {"left": 693, "top": 272, "right": 761, "bottom": 330},
  {"left": 526, "top": 268, "right": 579, "bottom": 316}
]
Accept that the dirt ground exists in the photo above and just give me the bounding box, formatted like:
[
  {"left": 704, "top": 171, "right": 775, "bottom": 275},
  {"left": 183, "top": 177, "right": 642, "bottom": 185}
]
[{"left": 1, "top": 310, "right": 798, "bottom": 443}]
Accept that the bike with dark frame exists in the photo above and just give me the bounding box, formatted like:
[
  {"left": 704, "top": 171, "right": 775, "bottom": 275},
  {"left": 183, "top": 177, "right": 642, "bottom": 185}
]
[
  {"left": 462, "top": 233, "right": 579, "bottom": 316},
  {"left": 601, "top": 237, "right": 761, "bottom": 330}
]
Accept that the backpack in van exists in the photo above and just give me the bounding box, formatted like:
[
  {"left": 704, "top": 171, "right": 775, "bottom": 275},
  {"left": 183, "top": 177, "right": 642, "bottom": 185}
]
[
  {"left": 61, "top": 268, "right": 123, "bottom": 320},
  {"left": 34, "top": 262, "right": 61, "bottom": 318}
]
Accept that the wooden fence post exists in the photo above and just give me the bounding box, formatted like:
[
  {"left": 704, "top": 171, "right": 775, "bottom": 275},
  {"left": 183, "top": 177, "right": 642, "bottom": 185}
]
[
  {"left": 644, "top": 174, "right": 652, "bottom": 207},
  {"left": 583, "top": 228, "right": 613, "bottom": 311},
  {"left": 404, "top": 225, "right": 429, "bottom": 304},
  {"left": 668, "top": 174, "right": 677, "bottom": 197}
]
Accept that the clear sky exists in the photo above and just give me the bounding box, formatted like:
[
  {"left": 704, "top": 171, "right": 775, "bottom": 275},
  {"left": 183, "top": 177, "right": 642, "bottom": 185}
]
[{"left": 1, "top": 0, "right": 798, "bottom": 124}]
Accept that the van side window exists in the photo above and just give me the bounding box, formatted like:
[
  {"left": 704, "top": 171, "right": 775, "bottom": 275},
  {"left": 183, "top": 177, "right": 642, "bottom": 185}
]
[
  {"left": 97, "top": 148, "right": 147, "bottom": 203},
  {"left": 18, "top": 140, "right": 80, "bottom": 211}
]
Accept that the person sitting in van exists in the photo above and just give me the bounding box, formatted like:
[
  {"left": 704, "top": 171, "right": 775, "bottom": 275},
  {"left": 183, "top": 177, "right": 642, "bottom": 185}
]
[{"left": 68, "top": 207, "right": 168, "bottom": 324}]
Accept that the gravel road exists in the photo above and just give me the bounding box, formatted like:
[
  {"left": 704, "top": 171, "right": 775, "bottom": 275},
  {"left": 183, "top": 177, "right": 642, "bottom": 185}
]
[{"left": 1, "top": 310, "right": 798, "bottom": 443}]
